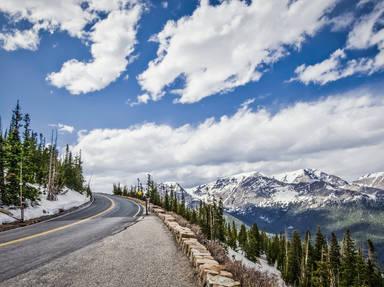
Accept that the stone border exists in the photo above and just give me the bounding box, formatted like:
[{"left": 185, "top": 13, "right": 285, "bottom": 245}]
[{"left": 152, "top": 206, "right": 241, "bottom": 287}]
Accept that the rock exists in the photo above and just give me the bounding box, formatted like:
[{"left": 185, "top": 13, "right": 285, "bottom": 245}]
[
  {"left": 194, "top": 258, "right": 219, "bottom": 268},
  {"left": 205, "top": 274, "right": 241, "bottom": 287},
  {"left": 152, "top": 207, "right": 165, "bottom": 214},
  {"left": 219, "top": 271, "right": 233, "bottom": 278}
]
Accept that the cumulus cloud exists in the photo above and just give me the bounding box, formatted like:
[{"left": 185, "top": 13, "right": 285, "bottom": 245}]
[
  {"left": 137, "top": 0, "right": 337, "bottom": 104},
  {"left": 0, "top": 0, "right": 142, "bottom": 94},
  {"left": 291, "top": 49, "right": 374, "bottom": 85},
  {"left": 0, "top": 25, "right": 41, "bottom": 51},
  {"left": 49, "top": 123, "right": 75, "bottom": 134},
  {"left": 73, "top": 87, "right": 384, "bottom": 193},
  {"left": 47, "top": 5, "right": 142, "bottom": 94},
  {"left": 292, "top": 1, "right": 384, "bottom": 85}
]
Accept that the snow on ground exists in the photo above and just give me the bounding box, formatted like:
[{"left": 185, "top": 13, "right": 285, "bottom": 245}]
[
  {"left": 227, "top": 248, "right": 287, "bottom": 287},
  {"left": 0, "top": 188, "right": 90, "bottom": 224}
]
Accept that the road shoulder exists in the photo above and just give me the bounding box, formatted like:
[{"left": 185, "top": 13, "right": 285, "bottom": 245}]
[{"left": 1, "top": 215, "right": 197, "bottom": 287}]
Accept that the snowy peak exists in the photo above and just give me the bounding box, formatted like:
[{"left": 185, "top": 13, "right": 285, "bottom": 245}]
[
  {"left": 158, "top": 182, "right": 200, "bottom": 207},
  {"left": 354, "top": 172, "right": 384, "bottom": 190},
  {"left": 274, "top": 168, "right": 348, "bottom": 187},
  {"left": 184, "top": 168, "right": 384, "bottom": 211}
]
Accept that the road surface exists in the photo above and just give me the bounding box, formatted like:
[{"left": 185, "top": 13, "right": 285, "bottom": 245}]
[{"left": 0, "top": 194, "right": 142, "bottom": 282}]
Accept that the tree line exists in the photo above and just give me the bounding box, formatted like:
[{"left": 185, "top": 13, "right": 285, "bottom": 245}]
[
  {"left": 0, "top": 101, "right": 89, "bottom": 207},
  {"left": 114, "top": 174, "right": 384, "bottom": 287}
]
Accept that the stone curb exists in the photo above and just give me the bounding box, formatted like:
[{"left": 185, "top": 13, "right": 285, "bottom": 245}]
[{"left": 151, "top": 206, "right": 241, "bottom": 287}]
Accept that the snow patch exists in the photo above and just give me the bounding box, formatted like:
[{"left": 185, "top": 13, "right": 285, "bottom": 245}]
[
  {"left": 0, "top": 188, "right": 90, "bottom": 224},
  {"left": 227, "top": 248, "right": 286, "bottom": 287}
]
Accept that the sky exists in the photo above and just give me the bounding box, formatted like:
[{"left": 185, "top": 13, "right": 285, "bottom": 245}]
[{"left": 1, "top": 0, "right": 384, "bottom": 193}]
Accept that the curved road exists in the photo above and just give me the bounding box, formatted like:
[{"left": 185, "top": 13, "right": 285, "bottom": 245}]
[{"left": 0, "top": 194, "right": 142, "bottom": 282}]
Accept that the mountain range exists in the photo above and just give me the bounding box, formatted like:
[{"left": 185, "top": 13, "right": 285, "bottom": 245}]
[{"left": 160, "top": 169, "right": 384, "bottom": 262}]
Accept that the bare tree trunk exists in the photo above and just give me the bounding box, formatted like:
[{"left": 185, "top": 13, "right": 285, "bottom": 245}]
[{"left": 47, "top": 130, "right": 58, "bottom": 201}]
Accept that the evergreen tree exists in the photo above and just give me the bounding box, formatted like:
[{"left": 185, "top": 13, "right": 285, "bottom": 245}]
[
  {"left": 314, "top": 226, "right": 327, "bottom": 264},
  {"left": 0, "top": 102, "right": 88, "bottom": 206},
  {"left": 238, "top": 224, "right": 248, "bottom": 251},
  {"left": 246, "top": 223, "right": 261, "bottom": 261},
  {"left": 231, "top": 221, "right": 238, "bottom": 249},
  {"left": 300, "top": 231, "right": 314, "bottom": 287},
  {"left": 354, "top": 248, "right": 367, "bottom": 287},
  {"left": 164, "top": 189, "right": 170, "bottom": 211},
  {"left": 0, "top": 117, "right": 5, "bottom": 203},
  {"left": 179, "top": 189, "right": 186, "bottom": 216},
  {"left": 21, "top": 113, "right": 39, "bottom": 201},
  {"left": 285, "top": 230, "right": 302, "bottom": 286},
  {"left": 312, "top": 244, "right": 330, "bottom": 287},
  {"left": 213, "top": 198, "right": 225, "bottom": 241},
  {"left": 329, "top": 232, "right": 341, "bottom": 287},
  {"left": 340, "top": 229, "right": 357, "bottom": 287},
  {"left": 3, "top": 101, "right": 23, "bottom": 205},
  {"left": 365, "top": 239, "right": 383, "bottom": 287}
]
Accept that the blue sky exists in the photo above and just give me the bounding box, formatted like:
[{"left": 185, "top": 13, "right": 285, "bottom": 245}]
[{"left": 1, "top": 0, "right": 384, "bottom": 192}]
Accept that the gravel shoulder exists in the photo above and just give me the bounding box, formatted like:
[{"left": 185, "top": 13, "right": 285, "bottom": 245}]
[{"left": 1, "top": 215, "right": 197, "bottom": 287}]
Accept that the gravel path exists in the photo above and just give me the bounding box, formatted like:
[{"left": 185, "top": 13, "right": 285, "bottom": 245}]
[{"left": 1, "top": 215, "right": 197, "bottom": 287}]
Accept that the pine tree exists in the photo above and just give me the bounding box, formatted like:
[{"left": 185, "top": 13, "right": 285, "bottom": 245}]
[
  {"left": 340, "top": 229, "right": 357, "bottom": 287},
  {"left": 21, "top": 113, "right": 39, "bottom": 202},
  {"left": 213, "top": 199, "right": 225, "bottom": 241},
  {"left": 172, "top": 188, "right": 178, "bottom": 213},
  {"left": 354, "top": 248, "right": 367, "bottom": 287},
  {"left": 246, "top": 223, "right": 261, "bottom": 261},
  {"left": 0, "top": 117, "right": 5, "bottom": 203},
  {"left": 179, "top": 189, "right": 186, "bottom": 216},
  {"left": 238, "top": 224, "right": 248, "bottom": 251},
  {"left": 277, "top": 234, "right": 286, "bottom": 272},
  {"left": 164, "top": 189, "right": 170, "bottom": 211},
  {"left": 365, "top": 239, "right": 383, "bottom": 287},
  {"left": 3, "top": 101, "right": 23, "bottom": 205},
  {"left": 300, "top": 231, "right": 314, "bottom": 287},
  {"left": 232, "top": 221, "right": 238, "bottom": 249},
  {"left": 314, "top": 226, "right": 327, "bottom": 264},
  {"left": 286, "top": 230, "right": 302, "bottom": 286},
  {"left": 313, "top": 247, "right": 331, "bottom": 287},
  {"left": 266, "top": 234, "right": 280, "bottom": 265},
  {"left": 329, "top": 232, "right": 341, "bottom": 287}
]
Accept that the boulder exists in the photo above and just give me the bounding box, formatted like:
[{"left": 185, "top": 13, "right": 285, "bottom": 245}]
[{"left": 205, "top": 274, "right": 241, "bottom": 287}]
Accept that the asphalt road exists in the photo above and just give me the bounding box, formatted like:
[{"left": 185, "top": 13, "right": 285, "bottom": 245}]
[{"left": 0, "top": 194, "right": 142, "bottom": 282}]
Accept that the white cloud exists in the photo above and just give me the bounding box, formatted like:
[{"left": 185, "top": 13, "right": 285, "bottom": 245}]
[
  {"left": 330, "top": 12, "right": 355, "bottom": 32},
  {"left": 49, "top": 123, "right": 75, "bottom": 134},
  {"left": 137, "top": 0, "right": 337, "bottom": 104},
  {"left": 73, "top": 87, "right": 384, "bottom": 193},
  {"left": 0, "top": 0, "right": 143, "bottom": 94},
  {"left": 47, "top": 5, "right": 142, "bottom": 94},
  {"left": 127, "top": 93, "right": 150, "bottom": 107},
  {"left": 0, "top": 0, "right": 93, "bottom": 48},
  {"left": 293, "top": 1, "right": 384, "bottom": 85},
  {"left": 0, "top": 25, "right": 40, "bottom": 51},
  {"left": 291, "top": 49, "right": 374, "bottom": 85},
  {"left": 240, "top": 98, "right": 256, "bottom": 108}
]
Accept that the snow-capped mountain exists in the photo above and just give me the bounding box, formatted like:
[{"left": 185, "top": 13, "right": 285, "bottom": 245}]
[
  {"left": 157, "top": 181, "right": 200, "bottom": 207},
  {"left": 274, "top": 168, "right": 348, "bottom": 187},
  {"left": 353, "top": 172, "right": 384, "bottom": 190},
  {"left": 185, "top": 168, "right": 384, "bottom": 211},
  {"left": 177, "top": 168, "right": 384, "bottom": 264}
]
